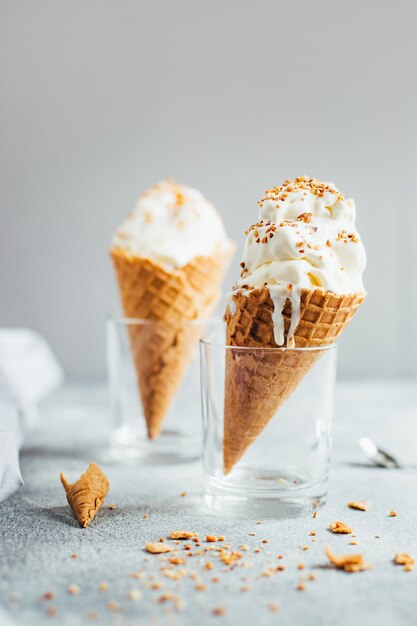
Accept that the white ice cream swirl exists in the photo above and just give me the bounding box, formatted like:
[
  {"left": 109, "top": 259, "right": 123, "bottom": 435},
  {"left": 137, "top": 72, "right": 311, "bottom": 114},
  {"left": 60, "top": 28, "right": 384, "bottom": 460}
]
[
  {"left": 113, "top": 179, "right": 233, "bottom": 270},
  {"left": 231, "top": 176, "right": 367, "bottom": 346}
]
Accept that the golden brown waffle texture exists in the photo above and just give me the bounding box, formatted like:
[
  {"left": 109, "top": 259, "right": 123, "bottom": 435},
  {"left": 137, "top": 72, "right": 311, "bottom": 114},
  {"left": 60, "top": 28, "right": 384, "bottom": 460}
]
[
  {"left": 111, "top": 247, "right": 233, "bottom": 438},
  {"left": 223, "top": 287, "right": 365, "bottom": 474},
  {"left": 60, "top": 463, "right": 109, "bottom": 528}
]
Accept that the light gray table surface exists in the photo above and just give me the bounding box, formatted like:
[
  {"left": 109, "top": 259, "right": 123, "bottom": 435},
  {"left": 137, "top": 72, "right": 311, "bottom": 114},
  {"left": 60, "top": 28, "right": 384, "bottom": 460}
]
[{"left": 1, "top": 380, "right": 417, "bottom": 626}]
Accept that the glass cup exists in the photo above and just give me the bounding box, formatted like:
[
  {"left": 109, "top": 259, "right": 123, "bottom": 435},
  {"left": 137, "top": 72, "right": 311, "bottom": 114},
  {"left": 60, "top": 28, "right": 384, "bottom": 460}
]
[
  {"left": 200, "top": 331, "right": 337, "bottom": 518},
  {"left": 107, "top": 316, "right": 221, "bottom": 463}
]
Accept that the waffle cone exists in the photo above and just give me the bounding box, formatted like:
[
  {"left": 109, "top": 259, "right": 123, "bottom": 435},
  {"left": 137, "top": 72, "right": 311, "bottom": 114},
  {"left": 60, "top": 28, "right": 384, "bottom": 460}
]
[
  {"left": 223, "top": 287, "right": 365, "bottom": 474},
  {"left": 111, "top": 247, "right": 233, "bottom": 438}
]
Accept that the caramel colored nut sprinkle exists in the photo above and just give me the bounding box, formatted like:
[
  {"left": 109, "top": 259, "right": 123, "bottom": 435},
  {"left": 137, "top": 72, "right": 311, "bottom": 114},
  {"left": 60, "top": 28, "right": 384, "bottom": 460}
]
[
  {"left": 170, "top": 531, "right": 198, "bottom": 540},
  {"left": 68, "top": 584, "right": 80, "bottom": 595},
  {"left": 108, "top": 503, "right": 116, "bottom": 510},
  {"left": 348, "top": 501, "right": 368, "bottom": 511},
  {"left": 309, "top": 531, "right": 316, "bottom": 536},
  {"left": 313, "top": 512, "right": 317, "bottom": 519},
  {"left": 180, "top": 492, "right": 187, "bottom": 497},
  {"left": 127, "top": 589, "right": 142, "bottom": 601},
  {"left": 204, "top": 562, "right": 213, "bottom": 570},
  {"left": 297, "top": 564, "right": 305, "bottom": 570},
  {"left": 99, "top": 581, "right": 109, "bottom": 591},
  {"left": 325, "top": 547, "right": 371, "bottom": 573},
  {"left": 146, "top": 542, "right": 172, "bottom": 554},
  {"left": 267, "top": 602, "right": 280, "bottom": 612},
  {"left": 218, "top": 536, "right": 225, "bottom": 541},
  {"left": 389, "top": 510, "right": 398, "bottom": 517},
  {"left": 213, "top": 607, "right": 226, "bottom": 616},
  {"left": 195, "top": 584, "right": 206, "bottom": 591},
  {"left": 297, "top": 582, "right": 306, "bottom": 591},
  {"left": 262, "top": 539, "right": 269, "bottom": 544},
  {"left": 329, "top": 521, "right": 353, "bottom": 534},
  {"left": 107, "top": 601, "right": 122, "bottom": 613},
  {"left": 309, "top": 573, "right": 316, "bottom": 581},
  {"left": 405, "top": 563, "right": 414, "bottom": 572},
  {"left": 394, "top": 553, "right": 415, "bottom": 566},
  {"left": 206, "top": 535, "right": 217, "bottom": 542}
]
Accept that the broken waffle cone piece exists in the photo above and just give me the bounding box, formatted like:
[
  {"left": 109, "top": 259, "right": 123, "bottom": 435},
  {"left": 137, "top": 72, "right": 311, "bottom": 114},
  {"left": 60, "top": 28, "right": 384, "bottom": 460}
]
[
  {"left": 60, "top": 463, "right": 109, "bottom": 528},
  {"left": 111, "top": 248, "right": 233, "bottom": 439},
  {"left": 223, "top": 287, "right": 365, "bottom": 474},
  {"left": 325, "top": 547, "right": 371, "bottom": 573}
]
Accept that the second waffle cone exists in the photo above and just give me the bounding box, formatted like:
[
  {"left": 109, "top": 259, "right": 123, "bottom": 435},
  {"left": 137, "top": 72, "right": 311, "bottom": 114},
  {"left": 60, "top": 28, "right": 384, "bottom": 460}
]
[{"left": 111, "top": 247, "right": 232, "bottom": 438}]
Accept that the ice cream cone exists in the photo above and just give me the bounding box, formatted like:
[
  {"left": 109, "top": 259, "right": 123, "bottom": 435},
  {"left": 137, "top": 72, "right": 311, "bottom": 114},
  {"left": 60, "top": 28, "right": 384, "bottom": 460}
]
[
  {"left": 111, "top": 247, "right": 233, "bottom": 438},
  {"left": 223, "top": 287, "right": 365, "bottom": 474}
]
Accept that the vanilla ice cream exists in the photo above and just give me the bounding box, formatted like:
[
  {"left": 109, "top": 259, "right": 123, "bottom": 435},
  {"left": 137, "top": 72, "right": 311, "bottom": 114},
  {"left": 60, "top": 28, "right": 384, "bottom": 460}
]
[
  {"left": 229, "top": 176, "right": 367, "bottom": 346},
  {"left": 112, "top": 178, "right": 233, "bottom": 270}
]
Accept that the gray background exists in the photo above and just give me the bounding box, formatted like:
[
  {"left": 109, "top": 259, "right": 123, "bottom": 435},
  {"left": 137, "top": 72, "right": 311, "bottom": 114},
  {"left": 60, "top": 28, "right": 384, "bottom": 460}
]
[{"left": 1, "top": 0, "right": 416, "bottom": 378}]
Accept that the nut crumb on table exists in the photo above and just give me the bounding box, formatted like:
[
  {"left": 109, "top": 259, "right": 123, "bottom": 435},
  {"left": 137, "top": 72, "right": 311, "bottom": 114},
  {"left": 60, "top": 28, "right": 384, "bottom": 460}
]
[
  {"left": 329, "top": 521, "right": 353, "bottom": 534},
  {"left": 348, "top": 501, "right": 368, "bottom": 511}
]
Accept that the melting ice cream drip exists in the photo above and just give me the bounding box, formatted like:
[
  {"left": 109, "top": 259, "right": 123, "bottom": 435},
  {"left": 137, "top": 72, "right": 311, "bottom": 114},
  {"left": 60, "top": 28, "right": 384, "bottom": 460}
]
[{"left": 268, "top": 285, "right": 301, "bottom": 348}]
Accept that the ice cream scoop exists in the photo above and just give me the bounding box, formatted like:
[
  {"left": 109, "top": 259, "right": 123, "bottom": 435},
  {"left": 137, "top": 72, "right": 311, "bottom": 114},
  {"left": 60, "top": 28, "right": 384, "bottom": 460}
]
[
  {"left": 230, "top": 176, "right": 366, "bottom": 346},
  {"left": 113, "top": 178, "right": 233, "bottom": 270}
]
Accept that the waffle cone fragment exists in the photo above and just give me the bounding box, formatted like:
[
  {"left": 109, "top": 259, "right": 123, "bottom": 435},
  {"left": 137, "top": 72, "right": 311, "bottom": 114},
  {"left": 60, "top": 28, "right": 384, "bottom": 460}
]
[
  {"left": 60, "top": 463, "right": 109, "bottom": 528},
  {"left": 224, "top": 287, "right": 365, "bottom": 474},
  {"left": 111, "top": 247, "right": 232, "bottom": 438}
]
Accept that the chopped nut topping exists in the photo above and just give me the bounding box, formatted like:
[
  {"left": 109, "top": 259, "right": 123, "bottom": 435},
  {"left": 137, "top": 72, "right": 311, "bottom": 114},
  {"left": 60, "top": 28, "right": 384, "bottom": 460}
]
[
  {"left": 389, "top": 510, "right": 398, "bottom": 517},
  {"left": 108, "top": 503, "right": 116, "bottom": 510},
  {"left": 68, "top": 584, "right": 80, "bottom": 595},
  {"left": 297, "top": 212, "right": 313, "bottom": 223},
  {"left": 267, "top": 602, "right": 280, "bottom": 613},
  {"left": 99, "top": 581, "right": 109, "bottom": 591},
  {"left": 329, "top": 521, "right": 353, "bottom": 534},
  {"left": 145, "top": 542, "right": 172, "bottom": 554},
  {"left": 206, "top": 535, "right": 217, "bottom": 542},
  {"left": 348, "top": 501, "right": 368, "bottom": 511},
  {"left": 325, "top": 547, "right": 371, "bottom": 573}
]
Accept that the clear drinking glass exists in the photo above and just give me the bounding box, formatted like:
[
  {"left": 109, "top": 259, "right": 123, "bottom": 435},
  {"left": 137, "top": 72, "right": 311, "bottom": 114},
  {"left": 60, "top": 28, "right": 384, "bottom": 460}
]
[
  {"left": 107, "top": 316, "right": 221, "bottom": 462},
  {"left": 200, "top": 331, "right": 337, "bottom": 517}
]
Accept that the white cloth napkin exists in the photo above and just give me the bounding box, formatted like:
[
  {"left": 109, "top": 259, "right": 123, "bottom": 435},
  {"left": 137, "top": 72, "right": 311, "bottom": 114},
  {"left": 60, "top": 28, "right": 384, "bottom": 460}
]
[{"left": 0, "top": 329, "right": 63, "bottom": 503}]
